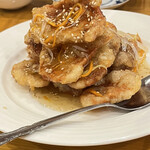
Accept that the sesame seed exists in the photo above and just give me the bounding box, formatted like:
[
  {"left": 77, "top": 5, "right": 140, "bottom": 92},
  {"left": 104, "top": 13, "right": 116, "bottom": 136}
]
[
  {"left": 75, "top": 7, "right": 79, "bottom": 11},
  {"left": 56, "top": 10, "right": 58, "bottom": 13},
  {"left": 70, "top": 20, "right": 74, "bottom": 24},
  {"left": 91, "top": 1, "right": 96, "bottom": 5},
  {"left": 42, "top": 55, "right": 45, "bottom": 59},
  {"left": 45, "top": 68, "right": 52, "bottom": 73},
  {"left": 85, "top": 24, "right": 89, "bottom": 27},
  {"left": 76, "top": 20, "right": 79, "bottom": 24},
  {"left": 77, "top": 36, "right": 80, "bottom": 39},
  {"left": 81, "top": 31, "right": 85, "bottom": 36},
  {"left": 88, "top": 18, "right": 91, "bottom": 21},
  {"left": 57, "top": 13, "right": 61, "bottom": 17},
  {"left": 65, "top": 12, "right": 68, "bottom": 16}
]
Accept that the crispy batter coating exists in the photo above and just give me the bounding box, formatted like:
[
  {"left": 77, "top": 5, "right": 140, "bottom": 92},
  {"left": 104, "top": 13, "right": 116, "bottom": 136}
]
[
  {"left": 11, "top": 60, "right": 49, "bottom": 88},
  {"left": 112, "top": 31, "right": 141, "bottom": 71},
  {"left": 39, "top": 44, "right": 97, "bottom": 84},
  {"left": 69, "top": 67, "right": 106, "bottom": 89},
  {"left": 113, "top": 51, "right": 136, "bottom": 70},
  {"left": 80, "top": 70, "right": 141, "bottom": 106},
  {"left": 69, "top": 25, "right": 120, "bottom": 89},
  {"left": 26, "top": 0, "right": 106, "bottom": 48}
]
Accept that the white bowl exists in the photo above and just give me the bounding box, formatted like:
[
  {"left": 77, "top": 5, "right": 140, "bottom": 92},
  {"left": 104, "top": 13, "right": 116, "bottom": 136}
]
[{"left": 0, "top": 0, "right": 32, "bottom": 9}]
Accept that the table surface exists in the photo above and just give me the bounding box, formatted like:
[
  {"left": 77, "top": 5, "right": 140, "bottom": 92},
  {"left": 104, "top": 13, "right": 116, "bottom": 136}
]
[{"left": 0, "top": 0, "right": 150, "bottom": 149}]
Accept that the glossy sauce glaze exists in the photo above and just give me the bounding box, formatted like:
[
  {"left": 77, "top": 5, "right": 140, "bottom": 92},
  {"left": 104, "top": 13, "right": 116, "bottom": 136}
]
[{"left": 32, "top": 83, "right": 82, "bottom": 112}]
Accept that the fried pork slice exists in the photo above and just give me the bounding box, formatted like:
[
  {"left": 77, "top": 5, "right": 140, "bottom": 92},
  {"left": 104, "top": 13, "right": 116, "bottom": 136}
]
[
  {"left": 80, "top": 70, "right": 141, "bottom": 107},
  {"left": 112, "top": 41, "right": 136, "bottom": 70},
  {"left": 39, "top": 43, "right": 97, "bottom": 84},
  {"left": 26, "top": 0, "right": 106, "bottom": 48},
  {"left": 112, "top": 32, "right": 146, "bottom": 71},
  {"left": 113, "top": 51, "right": 136, "bottom": 70},
  {"left": 69, "top": 26, "right": 120, "bottom": 89},
  {"left": 69, "top": 67, "right": 107, "bottom": 89},
  {"left": 11, "top": 60, "right": 49, "bottom": 89}
]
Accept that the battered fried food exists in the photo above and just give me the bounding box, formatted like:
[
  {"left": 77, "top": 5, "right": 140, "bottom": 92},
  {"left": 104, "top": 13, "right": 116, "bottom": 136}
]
[
  {"left": 69, "top": 36, "right": 120, "bottom": 89},
  {"left": 39, "top": 43, "right": 97, "bottom": 84},
  {"left": 11, "top": 0, "right": 148, "bottom": 109},
  {"left": 11, "top": 60, "right": 49, "bottom": 89},
  {"left": 25, "top": 0, "right": 106, "bottom": 50},
  {"left": 80, "top": 70, "right": 141, "bottom": 107}
]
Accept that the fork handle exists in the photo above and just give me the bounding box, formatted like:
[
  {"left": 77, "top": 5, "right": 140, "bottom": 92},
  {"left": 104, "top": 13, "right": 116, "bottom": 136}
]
[{"left": 0, "top": 103, "right": 113, "bottom": 145}]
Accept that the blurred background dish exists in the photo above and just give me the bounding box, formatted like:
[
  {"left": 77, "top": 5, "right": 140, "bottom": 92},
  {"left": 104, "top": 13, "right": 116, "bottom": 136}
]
[
  {"left": 101, "top": 0, "right": 129, "bottom": 9},
  {"left": 102, "top": 0, "right": 113, "bottom": 5},
  {"left": 0, "top": 0, "right": 32, "bottom": 10}
]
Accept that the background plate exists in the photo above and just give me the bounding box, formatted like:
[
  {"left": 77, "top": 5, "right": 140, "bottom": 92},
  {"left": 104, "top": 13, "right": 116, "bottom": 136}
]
[
  {"left": 101, "top": 0, "right": 129, "bottom": 9},
  {"left": 0, "top": 10, "right": 150, "bottom": 146}
]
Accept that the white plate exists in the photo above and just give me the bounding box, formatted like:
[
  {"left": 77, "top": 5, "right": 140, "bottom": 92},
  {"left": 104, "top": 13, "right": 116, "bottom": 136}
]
[
  {"left": 0, "top": 10, "right": 150, "bottom": 146},
  {"left": 101, "top": 0, "right": 129, "bottom": 9}
]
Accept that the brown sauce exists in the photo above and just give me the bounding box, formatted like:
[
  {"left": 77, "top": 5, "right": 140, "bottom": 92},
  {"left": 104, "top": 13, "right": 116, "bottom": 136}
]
[{"left": 32, "top": 84, "right": 82, "bottom": 112}]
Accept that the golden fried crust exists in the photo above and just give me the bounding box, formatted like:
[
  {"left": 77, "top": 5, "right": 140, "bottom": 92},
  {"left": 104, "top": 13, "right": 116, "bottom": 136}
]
[
  {"left": 39, "top": 44, "right": 97, "bottom": 84},
  {"left": 69, "top": 26, "right": 120, "bottom": 89},
  {"left": 80, "top": 70, "right": 141, "bottom": 106},
  {"left": 113, "top": 51, "right": 136, "bottom": 70},
  {"left": 28, "top": 0, "right": 106, "bottom": 47},
  {"left": 69, "top": 67, "right": 106, "bottom": 89},
  {"left": 11, "top": 60, "right": 49, "bottom": 88}
]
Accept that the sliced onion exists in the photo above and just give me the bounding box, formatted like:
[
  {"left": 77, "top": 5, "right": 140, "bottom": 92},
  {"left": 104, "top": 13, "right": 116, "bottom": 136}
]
[
  {"left": 72, "top": 48, "right": 88, "bottom": 58},
  {"left": 41, "top": 21, "right": 47, "bottom": 35},
  {"left": 73, "top": 45, "right": 87, "bottom": 52},
  {"left": 117, "top": 31, "right": 139, "bottom": 60},
  {"left": 46, "top": 48, "right": 54, "bottom": 64},
  {"left": 92, "top": 64, "right": 107, "bottom": 71}
]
